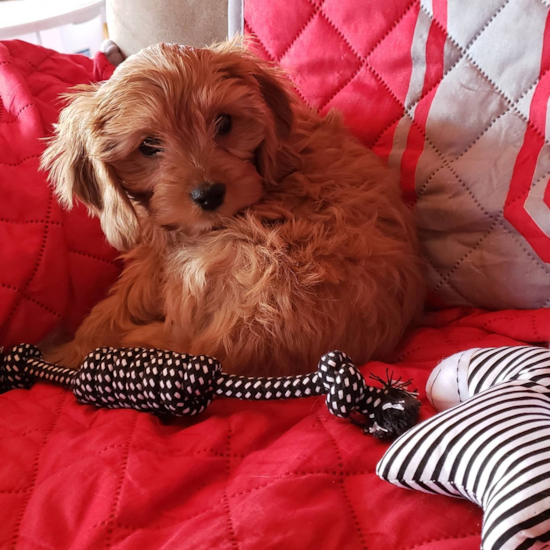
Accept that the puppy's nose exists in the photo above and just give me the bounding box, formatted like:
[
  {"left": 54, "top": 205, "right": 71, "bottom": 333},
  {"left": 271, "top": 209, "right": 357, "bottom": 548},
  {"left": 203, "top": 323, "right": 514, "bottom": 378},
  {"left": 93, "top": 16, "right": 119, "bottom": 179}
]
[{"left": 190, "top": 183, "right": 226, "bottom": 211}]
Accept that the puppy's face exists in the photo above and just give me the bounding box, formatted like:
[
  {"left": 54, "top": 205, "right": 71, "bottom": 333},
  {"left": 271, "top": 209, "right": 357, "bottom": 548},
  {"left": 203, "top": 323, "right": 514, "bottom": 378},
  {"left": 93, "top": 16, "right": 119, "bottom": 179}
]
[{"left": 41, "top": 42, "right": 294, "bottom": 250}]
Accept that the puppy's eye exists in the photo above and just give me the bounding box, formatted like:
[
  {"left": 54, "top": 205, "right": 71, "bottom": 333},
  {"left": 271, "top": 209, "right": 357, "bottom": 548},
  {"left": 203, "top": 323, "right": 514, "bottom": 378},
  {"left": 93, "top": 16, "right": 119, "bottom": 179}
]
[
  {"left": 215, "top": 114, "right": 232, "bottom": 136},
  {"left": 139, "top": 137, "right": 163, "bottom": 157}
]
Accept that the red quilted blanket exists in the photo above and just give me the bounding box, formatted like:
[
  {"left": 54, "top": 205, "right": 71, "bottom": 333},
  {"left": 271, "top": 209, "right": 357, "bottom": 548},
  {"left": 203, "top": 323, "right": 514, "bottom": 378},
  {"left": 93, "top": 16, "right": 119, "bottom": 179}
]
[
  {"left": 0, "top": 40, "right": 119, "bottom": 349},
  {"left": 1, "top": 37, "right": 550, "bottom": 550}
]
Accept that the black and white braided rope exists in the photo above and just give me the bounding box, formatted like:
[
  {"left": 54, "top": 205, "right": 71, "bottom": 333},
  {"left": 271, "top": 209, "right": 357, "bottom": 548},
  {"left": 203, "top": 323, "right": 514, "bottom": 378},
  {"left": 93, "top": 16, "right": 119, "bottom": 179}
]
[{"left": 0, "top": 344, "right": 421, "bottom": 439}]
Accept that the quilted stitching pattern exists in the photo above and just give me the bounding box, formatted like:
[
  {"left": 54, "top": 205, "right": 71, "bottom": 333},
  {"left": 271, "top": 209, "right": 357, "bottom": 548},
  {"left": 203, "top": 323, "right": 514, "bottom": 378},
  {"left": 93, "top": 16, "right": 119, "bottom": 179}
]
[
  {"left": 2, "top": 9, "right": 550, "bottom": 547},
  {"left": 245, "top": 0, "right": 550, "bottom": 310},
  {"left": 5, "top": 308, "right": 550, "bottom": 548},
  {"left": 0, "top": 41, "right": 120, "bottom": 350}
]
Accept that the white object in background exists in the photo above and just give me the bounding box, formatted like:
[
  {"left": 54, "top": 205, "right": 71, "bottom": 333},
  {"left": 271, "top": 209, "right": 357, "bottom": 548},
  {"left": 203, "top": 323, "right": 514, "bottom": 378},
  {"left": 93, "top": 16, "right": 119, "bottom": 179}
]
[
  {"left": 0, "top": 0, "right": 105, "bottom": 56},
  {"left": 425, "top": 348, "right": 479, "bottom": 411}
]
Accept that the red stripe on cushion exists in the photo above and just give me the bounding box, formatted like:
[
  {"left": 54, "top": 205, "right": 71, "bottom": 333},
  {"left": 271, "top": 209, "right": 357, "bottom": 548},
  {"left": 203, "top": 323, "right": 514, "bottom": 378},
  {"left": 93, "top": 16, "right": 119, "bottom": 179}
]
[
  {"left": 504, "top": 11, "right": 550, "bottom": 261},
  {"left": 400, "top": 0, "right": 448, "bottom": 205},
  {"left": 371, "top": 2, "right": 421, "bottom": 163}
]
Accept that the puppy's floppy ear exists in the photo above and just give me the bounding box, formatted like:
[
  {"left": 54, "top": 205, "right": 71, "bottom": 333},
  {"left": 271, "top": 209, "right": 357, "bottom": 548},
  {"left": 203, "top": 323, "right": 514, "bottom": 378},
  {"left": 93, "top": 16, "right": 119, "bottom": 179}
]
[
  {"left": 249, "top": 61, "right": 300, "bottom": 184},
  {"left": 41, "top": 85, "right": 139, "bottom": 251},
  {"left": 253, "top": 67, "right": 293, "bottom": 141}
]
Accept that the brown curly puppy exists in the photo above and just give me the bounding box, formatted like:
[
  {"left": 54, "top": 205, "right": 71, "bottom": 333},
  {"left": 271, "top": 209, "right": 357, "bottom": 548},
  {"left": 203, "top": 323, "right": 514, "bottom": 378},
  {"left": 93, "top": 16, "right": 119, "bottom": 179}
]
[{"left": 41, "top": 41, "right": 425, "bottom": 376}]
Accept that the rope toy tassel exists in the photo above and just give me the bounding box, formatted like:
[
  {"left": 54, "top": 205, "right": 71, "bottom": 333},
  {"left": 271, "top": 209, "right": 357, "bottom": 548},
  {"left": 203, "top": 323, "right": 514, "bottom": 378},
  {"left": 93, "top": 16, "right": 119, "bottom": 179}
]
[
  {"left": 0, "top": 344, "right": 421, "bottom": 439},
  {"left": 318, "top": 352, "right": 421, "bottom": 439}
]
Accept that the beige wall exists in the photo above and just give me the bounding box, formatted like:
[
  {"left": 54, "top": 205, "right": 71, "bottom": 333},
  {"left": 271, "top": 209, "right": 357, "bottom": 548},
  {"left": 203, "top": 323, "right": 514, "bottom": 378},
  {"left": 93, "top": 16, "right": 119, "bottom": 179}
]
[{"left": 107, "top": 0, "right": 228, "bottom": 57}]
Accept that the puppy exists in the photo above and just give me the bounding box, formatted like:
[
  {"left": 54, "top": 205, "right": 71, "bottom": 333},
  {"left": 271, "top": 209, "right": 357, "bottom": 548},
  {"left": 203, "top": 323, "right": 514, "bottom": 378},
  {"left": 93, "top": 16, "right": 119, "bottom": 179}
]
[{"left": 41, "top": 41, "right": 425, "bottom": 376}]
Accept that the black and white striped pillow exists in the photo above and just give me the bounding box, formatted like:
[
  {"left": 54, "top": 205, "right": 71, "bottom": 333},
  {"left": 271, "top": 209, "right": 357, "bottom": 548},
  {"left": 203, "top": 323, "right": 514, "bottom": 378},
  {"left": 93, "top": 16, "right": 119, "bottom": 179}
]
[{"left": 377, "top": 346, "right": 550, "bottom": 550}]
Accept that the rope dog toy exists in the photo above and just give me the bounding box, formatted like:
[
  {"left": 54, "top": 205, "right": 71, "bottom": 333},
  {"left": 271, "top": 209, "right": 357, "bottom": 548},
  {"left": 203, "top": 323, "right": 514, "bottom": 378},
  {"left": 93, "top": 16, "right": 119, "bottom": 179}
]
[{"left": 0, "top": 344, "right": 420, "bottom": 440}]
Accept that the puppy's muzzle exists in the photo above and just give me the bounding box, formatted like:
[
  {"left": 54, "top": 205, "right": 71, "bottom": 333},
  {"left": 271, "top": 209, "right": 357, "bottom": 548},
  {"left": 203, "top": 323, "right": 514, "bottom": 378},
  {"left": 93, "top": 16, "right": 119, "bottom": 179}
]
[{"left": 190, "top": 183, "right": 226, "bottom": 211}]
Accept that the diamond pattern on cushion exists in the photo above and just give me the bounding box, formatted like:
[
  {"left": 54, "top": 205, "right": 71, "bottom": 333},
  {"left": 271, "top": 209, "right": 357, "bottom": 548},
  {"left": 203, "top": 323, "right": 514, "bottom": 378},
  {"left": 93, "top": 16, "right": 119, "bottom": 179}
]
[
  {"left": 422, "top": 59, "right": 508, "bottom": 159},
  {"left": 325, "top": 67, "right": 405, "bottom": 144},
  {"left": 448, "top": 226, "right": 550, "bottom": 309},
  {"left": 281, "top": 14, "right": 361, "bottom": 110},
  {"left": 468, "top": 0, "right": 549, "bottom": 103},
  {"left": 367, "top": 6, "right": 431, "bottom": 107},
  {"left": 245, "top": 0, "right": 317, "bottom": 60},
  {"left": 446, "top": 111, "right": 526, "bottom": 215},
  {"left": 445, "top": 0, "right": 508, "bottom": 46},
  {"left": 321, "top": 0, "right": 417, "bottom": 58},
  {"left": 246, "top": 0, "right": 550, "bottom": 309},
  {"left": 416, "top": 165, "right": 494, "bottom": 234}
]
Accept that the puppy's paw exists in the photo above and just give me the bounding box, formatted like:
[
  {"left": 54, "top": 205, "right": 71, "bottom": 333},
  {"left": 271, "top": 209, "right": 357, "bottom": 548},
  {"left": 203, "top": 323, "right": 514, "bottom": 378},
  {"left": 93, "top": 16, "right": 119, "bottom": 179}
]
[
  {"left": 42, "top": 342, "right": 88, "bottom": 369},
  {"left": 100, "top": 39, "right": 125, "bottom": 67}
]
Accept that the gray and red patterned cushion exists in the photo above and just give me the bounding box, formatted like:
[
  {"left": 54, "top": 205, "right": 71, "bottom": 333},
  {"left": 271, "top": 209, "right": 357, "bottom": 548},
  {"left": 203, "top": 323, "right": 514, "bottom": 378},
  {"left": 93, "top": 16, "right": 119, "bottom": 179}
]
[{"left": 244, "top": 0, "right": 550, "bottom": 310}]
